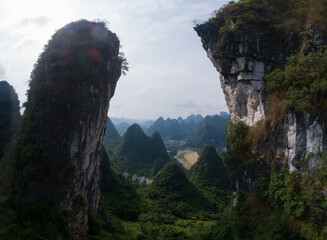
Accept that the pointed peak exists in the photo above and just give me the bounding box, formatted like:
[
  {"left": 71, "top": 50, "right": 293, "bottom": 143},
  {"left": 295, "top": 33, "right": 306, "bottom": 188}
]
[
  {"left": 125, "top": 123, "right": 143, "bottom": 132},
  {"left": 199, "top": 144, "right": 219, "bottom": 159},
  {"left": 151, "top": 131, "right": 162, "bottom": 140},
  {"left": 123, "top": 123, "right": 147, "bottom": 138}
]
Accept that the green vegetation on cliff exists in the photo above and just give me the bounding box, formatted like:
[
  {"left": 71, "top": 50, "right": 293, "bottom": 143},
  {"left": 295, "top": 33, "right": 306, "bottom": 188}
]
[
  {"left": 203, "top": 161, "right": 327, "bottom": 240},
  {"left": 206, "top": 0, "right": 327, "bottom": 39},
  {"left": 195, "top": 1, "right": 327, "bottom": 240},
  {"left": 266, "top": 50, "right": 327, "bottom": 113}
]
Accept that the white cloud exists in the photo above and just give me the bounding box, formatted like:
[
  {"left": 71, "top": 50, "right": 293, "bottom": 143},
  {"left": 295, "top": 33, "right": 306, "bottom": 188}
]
[
  {"left": 13, "top": 37, "right": 38, "bottom": 50},
  {"left": 1, "top": 0, "right": 230, "bottom": 118},
  {"left": 18, "top": 16, "right": 50, "bottom": 27},
  {"left": 0, "top": 64, "right": 5, "bottom": 79}
]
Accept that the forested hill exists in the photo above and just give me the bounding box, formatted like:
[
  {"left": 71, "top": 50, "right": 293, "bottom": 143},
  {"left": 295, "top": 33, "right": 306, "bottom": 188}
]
[
  {"left": 111, "top": 124, "right": 170, "bottom": 176},
  {"left": 187, "top": 115, "right": 228, "bottom": 148}
]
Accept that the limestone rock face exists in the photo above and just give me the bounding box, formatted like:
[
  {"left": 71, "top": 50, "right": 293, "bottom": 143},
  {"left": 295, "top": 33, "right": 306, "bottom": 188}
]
[
  {"left": 195, "top": 6, "right": 326, "bottom": 193},
  {"left": 195, "top": 20, "right": 299, "bottom": 126},
  {"left": 283, "top": 112, "right": 327, "bottom": 173},
  {"left": 230, "top": 112, "right": 327, "bottom": 193},
  {"left": 13, "top": 20, "right": 123, "bottom": 237}
]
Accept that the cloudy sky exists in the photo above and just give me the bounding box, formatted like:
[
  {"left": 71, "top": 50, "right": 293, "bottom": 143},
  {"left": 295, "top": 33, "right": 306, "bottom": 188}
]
[{"left": 0, "top": 0, "right": 230, "bottom": 120}]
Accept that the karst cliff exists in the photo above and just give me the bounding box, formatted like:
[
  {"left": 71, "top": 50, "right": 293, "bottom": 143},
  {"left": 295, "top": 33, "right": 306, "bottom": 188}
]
[
  {"left": 195, "top": 0, "right": 327, "bottom": 193},
  {"left": 7, "top": 20, "right": 123, "bottom": 238},
  {"left": 0, "top": 81, "right": 20, "bottom": 160}
]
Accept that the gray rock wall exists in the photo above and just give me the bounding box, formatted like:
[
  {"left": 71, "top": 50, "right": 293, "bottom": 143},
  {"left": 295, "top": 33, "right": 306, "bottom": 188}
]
[{"left": 195, "top": 8, "right": 326, "bottom": 193}]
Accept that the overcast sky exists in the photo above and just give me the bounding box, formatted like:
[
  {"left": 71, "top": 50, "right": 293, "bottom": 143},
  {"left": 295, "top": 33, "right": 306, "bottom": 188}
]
[{"left": 0, "top": 0, "right": 230, "bottom": 120}]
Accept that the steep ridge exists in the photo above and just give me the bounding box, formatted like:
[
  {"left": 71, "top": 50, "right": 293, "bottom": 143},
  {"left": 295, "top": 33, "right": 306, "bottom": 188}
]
[
  {"left": 115, "top": 121, "right": 131, "bottom": 136},
  {"left": 147, "top": 114, "right": 204, "bottom": 140},
  {"left": 189, "top": 145, "right": 229, "bottom": 196},
  {"left": 195, "top": 0, "right": 327, "bottom": 193},
  {"left": 146, "top": 162, "right": 214, "bottom": 218},
  {"left": 180, "top": 114, "right": 204, "bottom": 136},
  {"left": 112, "top": 124, "right": 170, "bottom": 176},
  {"left": 103, "top": 117, "right": 121, "bottom": 145},
  {"left": 5, "top": 20, "right": 124, "bottom": 238},
  {"left": 147, "top": 116, "right": 185, "bottom": 140},
  {"left": 0, "top": 81, "right": 20, "bottom": 160},
  {"left": 187, "top": 115, "right": 228, "bottom": 148}
]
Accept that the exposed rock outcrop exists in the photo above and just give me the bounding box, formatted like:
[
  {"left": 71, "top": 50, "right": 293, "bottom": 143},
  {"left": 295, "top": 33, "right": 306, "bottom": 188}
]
[
  {"left": 195, "top": 5, "right": 300, "bottom": 126},
  {"left": 195, "top": 2, "right": 327, "bottom": 193},
  {"left": 11, "top": 20, "right": 123, "bottom": 237}
]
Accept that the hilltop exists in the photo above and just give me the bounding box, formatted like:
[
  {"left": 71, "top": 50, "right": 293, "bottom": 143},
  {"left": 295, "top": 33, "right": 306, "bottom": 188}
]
[{"left": 111, "top": 124, "right": 170, "bottom": 176}]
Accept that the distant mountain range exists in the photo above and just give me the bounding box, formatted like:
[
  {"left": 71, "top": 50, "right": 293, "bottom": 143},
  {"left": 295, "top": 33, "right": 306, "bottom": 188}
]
[
  {"left": 187, "top": 114, "right": 228, "bottom": 148},
  {"left": 147, "top": 114, "right": 204, "bottom": 140},
  {"left": 104, "top": 118, "right": 121, "bottom": 143},
  {"left": 107, "top": 113, "right": 230, "bottom": 149},
  {"left": 147, "top": 117, "right": 185, "bottom": 140},
  {"left": 147, "top": 113, "right": 229, "bottom": 148},
  {"left": 110, "top": 117, "right": 154, "bottom": 135}
]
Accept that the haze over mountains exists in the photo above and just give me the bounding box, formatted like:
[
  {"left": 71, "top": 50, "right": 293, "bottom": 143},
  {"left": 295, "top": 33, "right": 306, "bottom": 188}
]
[
  {"left": 108, "top": 124, "right": 170, "bottom": 177},
  {"left": 108, "top": 112, "right": 230, "bottom": 150},
  {"left": 1, "top": 0, "right": 326, "bottom": 239},
  {"left": 187, "top": 114, "right": 229, "bottom": 148},
  {"left": 111, "top": 117, "right": 154, "bottom": 135}
]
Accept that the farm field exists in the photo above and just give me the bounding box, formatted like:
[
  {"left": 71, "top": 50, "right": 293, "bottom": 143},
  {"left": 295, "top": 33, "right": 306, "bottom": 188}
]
[{"left": 175, "top": 151, "right": 199, "bottom": 169}]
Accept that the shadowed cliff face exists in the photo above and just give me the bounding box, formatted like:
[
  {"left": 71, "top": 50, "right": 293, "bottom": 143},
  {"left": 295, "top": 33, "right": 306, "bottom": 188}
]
[
  {"left": 0, "top": 81, "right": 20, "bottom": 160},
  {"left": 195, "top": 2, "right": 327, "bottom": 193},
  {"left": 12, "top": 20, "right": 123, "bottom": 237}
]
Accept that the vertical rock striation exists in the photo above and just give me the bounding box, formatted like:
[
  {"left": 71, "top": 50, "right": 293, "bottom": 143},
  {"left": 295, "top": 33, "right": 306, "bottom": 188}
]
[
  {"left": 12, "top": 20, "right": 123, "bottom": 237},
  {"left": 195, "top": 2, "right": 327, "bottom": 193},
  {"left": 195, "top": 5, "right": 299, "bottom": 126}
]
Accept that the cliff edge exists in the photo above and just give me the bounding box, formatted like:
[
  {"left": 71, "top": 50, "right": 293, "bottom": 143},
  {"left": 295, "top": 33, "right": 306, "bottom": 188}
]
[
  {"left": 195, "top": 0, "right": 327, "bottom": 192},
  {"left": 9, "top": 20, "right": 124, "bottom": 238},
  {"left": 0, "top": 81, "right": 20, "bottom": 160}
]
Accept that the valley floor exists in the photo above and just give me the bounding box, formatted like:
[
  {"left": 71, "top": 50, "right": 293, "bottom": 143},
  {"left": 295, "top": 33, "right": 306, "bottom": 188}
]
[{"left": 175, "top": 151, "right": 199, "bottom": 169}]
